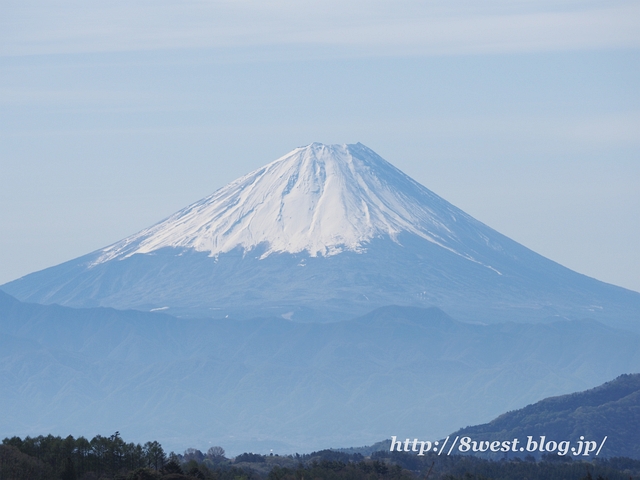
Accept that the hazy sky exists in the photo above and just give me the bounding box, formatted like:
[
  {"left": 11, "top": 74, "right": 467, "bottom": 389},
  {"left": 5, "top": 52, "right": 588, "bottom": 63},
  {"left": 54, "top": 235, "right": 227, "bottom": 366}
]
[{"left": 1, "top": 1, "right": 639, "bottom": 292}]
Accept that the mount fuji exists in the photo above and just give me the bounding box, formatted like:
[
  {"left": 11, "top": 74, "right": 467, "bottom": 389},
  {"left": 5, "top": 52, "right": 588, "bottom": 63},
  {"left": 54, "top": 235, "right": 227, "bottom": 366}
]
[{"left": 3, "top": 143, "right": 639, "bottom": 330}]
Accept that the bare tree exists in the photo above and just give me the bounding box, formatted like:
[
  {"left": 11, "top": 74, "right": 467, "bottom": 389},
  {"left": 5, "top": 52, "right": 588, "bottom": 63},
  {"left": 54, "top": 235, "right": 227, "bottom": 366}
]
[
  {"left": 183, "top": 448, "right": 204, "bottom": 463},
  {"left": 206, "top": 446, "right": 225, "bottom": 463}
]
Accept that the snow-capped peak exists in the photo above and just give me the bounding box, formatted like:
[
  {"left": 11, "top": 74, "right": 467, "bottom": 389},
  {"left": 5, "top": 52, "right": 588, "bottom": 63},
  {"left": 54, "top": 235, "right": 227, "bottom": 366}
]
[{"left": 95, "top": 143, "right": 475, "bottom": 264}]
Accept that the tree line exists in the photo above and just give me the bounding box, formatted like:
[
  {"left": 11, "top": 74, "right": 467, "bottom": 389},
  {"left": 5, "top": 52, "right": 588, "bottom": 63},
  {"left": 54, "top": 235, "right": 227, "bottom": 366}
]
[
  {"left": 0, "top": 432, "right": 230, "bottom": 479},
  {"left": 2, "top": 433, "right": 640, "bottom": 480},
  {"left": 1, "top": 432, "right": 171, "bottom": 478}
]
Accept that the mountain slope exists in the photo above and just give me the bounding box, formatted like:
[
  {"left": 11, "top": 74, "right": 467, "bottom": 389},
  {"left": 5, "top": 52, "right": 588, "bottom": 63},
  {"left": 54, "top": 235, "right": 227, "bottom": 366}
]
[
  {"left": 93, "top": 142, "right": 486, "bottom": 262},
  {"left": 2, "top": 143, "right": 639, "bottom": 329},
  {"left": 450, "top": 373, "right": 640, "bottom": 459},
  {"left": 1, "top": 291, "right": 639, "bottom": 454}
]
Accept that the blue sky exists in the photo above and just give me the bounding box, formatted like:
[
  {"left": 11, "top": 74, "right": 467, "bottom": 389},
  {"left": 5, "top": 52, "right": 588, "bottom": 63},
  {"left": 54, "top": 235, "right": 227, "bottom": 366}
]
[{"left": 1, "top": 1, "right": 639, "bottom": 292}]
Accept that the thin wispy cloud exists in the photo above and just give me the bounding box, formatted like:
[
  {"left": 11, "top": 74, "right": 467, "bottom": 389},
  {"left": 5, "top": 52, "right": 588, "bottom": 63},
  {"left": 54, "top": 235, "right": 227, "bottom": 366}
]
[{"left": 3, "top": 1, "right": 639, "bottom": 56}]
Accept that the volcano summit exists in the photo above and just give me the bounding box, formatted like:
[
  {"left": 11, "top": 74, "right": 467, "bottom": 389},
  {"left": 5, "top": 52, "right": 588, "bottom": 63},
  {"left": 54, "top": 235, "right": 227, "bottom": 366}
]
[{"left": 3, "top": 143, "right": 639, "bottom": 329}]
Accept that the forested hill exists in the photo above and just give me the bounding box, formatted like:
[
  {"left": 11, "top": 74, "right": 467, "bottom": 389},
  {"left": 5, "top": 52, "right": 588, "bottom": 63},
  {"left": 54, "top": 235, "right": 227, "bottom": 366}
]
[{"left": 451, "top": 373, "right": 640, "bottom": 459}]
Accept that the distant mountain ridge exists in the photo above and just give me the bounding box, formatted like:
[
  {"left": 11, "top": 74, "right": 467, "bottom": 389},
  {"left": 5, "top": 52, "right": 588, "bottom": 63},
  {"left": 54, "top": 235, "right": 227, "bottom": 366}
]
[
  {"left": 450, "top": 373, "right": 640, "bottom": 459},
  {"left": 1, "top": 291, "right": 639, "bottom": 454},
  {"left": 2, "top": 143, "right": 639, "bottom": 330}
]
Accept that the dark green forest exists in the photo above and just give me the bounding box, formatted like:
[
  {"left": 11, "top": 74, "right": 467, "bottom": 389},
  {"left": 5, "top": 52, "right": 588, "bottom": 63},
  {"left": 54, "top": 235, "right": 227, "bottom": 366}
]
[
  {"left": 2, "top": 433, "right": 640, "bottom": 480},
  {"left": 451, "top": 373, "right": 640, "bottom": 459}
]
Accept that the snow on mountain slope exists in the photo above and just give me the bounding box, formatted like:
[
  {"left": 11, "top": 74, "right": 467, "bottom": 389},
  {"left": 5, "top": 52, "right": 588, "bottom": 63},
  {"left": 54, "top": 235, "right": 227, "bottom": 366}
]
[
  {"left": 2, "top": 142, "right": 639, "bottom": 329},
  {"left": 95, "top": 143, "right": 496, "bottom": 271}
]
